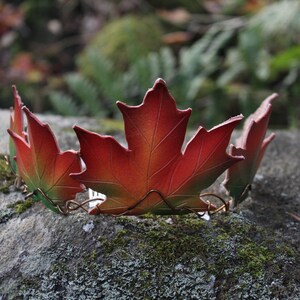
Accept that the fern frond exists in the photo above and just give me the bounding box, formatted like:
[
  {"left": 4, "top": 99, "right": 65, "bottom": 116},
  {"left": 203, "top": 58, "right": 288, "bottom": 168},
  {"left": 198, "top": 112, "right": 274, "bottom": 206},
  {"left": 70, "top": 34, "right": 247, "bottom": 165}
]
[
  {"left": 65, "top": 73, "right": 103, "bottom": 116},
  {"left": 82, "top": 49, "right": 124, "bottom": 101},
  {"left": 49, "top": 92, "right": 80, "bottom": 116},
  {"left": 250, "top": 0, "right": 300, "bottom": 42},
  {"left": 159, "top": 47, "right": 176, "bottom": 82}
]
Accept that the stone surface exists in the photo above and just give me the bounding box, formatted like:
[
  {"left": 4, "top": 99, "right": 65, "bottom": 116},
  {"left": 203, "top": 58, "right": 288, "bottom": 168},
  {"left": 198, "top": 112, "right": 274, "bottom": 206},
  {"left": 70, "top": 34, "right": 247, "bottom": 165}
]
[{"left": 0, "top": 110, "right": 299, "bottom": 299}]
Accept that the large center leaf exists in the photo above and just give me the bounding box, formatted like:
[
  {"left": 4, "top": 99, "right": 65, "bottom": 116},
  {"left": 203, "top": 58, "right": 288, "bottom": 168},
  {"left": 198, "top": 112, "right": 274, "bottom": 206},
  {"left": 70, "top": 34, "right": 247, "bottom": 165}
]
[{"left": 72, "top": 79, "right": 243, "bottom": 215}]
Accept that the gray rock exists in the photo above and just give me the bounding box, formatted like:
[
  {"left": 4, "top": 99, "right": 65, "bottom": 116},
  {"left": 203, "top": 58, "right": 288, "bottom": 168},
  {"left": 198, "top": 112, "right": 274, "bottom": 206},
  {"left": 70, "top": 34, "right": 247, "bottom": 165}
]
[{"left": 0, "top": 110, "right": 299, "bottom": 299}]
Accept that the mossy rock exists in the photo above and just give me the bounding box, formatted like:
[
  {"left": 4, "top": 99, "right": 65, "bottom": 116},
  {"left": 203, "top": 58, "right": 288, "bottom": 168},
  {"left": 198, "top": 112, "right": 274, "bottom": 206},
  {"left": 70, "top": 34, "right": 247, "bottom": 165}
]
[
  {"left": 6, "top": 213, "right": 298, "bottom": 299},
  {"left": 78, "top": 15, "right": 163, "bottom": 73}
]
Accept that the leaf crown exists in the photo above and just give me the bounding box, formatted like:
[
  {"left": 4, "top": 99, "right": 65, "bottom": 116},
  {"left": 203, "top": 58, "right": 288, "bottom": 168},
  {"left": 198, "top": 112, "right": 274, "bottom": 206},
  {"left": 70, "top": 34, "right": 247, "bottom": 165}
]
[{"left": 6, "top": 79, "right": 276, "bottom": 216}]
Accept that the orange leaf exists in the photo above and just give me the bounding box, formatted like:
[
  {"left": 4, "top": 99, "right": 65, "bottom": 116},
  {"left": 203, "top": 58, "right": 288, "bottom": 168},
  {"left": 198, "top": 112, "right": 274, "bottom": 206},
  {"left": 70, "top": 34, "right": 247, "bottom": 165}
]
[
  {"left": 223, "top": 93, "right": 277, "bottom": 205},
  {"left": 8, "top": 107, "right": 84, "bottom": 212}
]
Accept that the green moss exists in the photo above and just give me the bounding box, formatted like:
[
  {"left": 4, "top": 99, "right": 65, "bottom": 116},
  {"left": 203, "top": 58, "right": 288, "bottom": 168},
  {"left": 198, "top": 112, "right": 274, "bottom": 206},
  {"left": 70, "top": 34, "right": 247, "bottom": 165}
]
[
  {"left": 7, "top": 198, "right": 34, "bottom": 214},
  {"left": 0, "top": 155, "right": 15, "bottom": 193},
  {"left": 99, "top": 228, "right": 131, "bottom": 256},
  {"left": 275, "top": 244, "right": 298, "bottom": 258},
  {"left": 99, "top": 215, "right": 210, "bottom": 268},
  {"left": 236, "top": 243, "right": 274, "bottom": 277},
  {"left": 199, "top": 214, "right": 276, "bottom": 279},
  {"left": 89, "top": 249, "right": 97, "bottom": 260},
  {"left": 0, "top": 185, "right": 10, "bottom": 194},
  {"left": 96, "top": 213, "right": 282, "bottom": 295},
  {"left": 0, "top": 156, "right": 10, "bottom": 178}
]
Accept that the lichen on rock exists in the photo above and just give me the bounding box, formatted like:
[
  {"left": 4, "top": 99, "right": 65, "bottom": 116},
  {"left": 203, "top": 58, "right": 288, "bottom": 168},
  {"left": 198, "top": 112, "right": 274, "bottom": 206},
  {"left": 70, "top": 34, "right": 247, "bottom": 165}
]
[{"left": 0, "top": 207, "right": 298, "bottom": 299}]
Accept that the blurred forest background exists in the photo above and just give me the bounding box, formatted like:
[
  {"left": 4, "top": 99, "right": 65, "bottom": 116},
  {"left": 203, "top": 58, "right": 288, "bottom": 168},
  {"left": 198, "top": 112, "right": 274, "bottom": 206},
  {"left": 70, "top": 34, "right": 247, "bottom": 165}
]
[{"left": 0, "top": 0, "right": 300, "bottom": 128}]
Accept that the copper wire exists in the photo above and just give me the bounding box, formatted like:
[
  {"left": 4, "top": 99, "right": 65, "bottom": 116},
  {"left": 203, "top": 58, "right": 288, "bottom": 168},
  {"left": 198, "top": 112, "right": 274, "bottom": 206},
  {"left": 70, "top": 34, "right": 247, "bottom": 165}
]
[
  {"left": 199, "top": 193, "right": 230, "bottom": 215},
  {"left": 25, "top": 187, "right": 231, "bottom": 218}
]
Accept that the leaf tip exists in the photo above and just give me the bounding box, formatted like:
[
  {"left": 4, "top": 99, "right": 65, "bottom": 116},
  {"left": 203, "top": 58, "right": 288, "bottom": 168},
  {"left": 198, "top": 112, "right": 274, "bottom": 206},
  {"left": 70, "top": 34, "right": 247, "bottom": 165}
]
[
  {"left": 268, "top": 93, "right": 279, "bottom": 102},
  {"left": 7, "top": 128, "right": 13, "bottom": 137},
  {"left": 73, "top": 125, "right": 90, "bottom": 137},
  {"left": 12, "top": 85, "right": 17, "bottom": 95},
  {"left": 233, "top": 113, "right": 244, "bottom": 121},
  {"left": 72, "top": 124, "right": 81, "bottom": 131},
  {"left": 116, "top": 100, "right": 126, "bottom": 110},
  {"left": 22, "top": 106, "right": 43, "bottom": 129},
  {"left": 263, "top": 132, "right": 276, "bottom": 147},
  {"left": 22, "top": 105, "right": 31, "bottom": 116},
  {"left": 153, "top": 77, "right": 167, "bottom": 87}
]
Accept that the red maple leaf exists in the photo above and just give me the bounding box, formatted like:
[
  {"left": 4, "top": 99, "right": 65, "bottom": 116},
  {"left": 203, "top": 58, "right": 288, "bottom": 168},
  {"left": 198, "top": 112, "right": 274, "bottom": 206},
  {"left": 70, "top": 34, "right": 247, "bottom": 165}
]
[
  {"left": 72, "top": 79, "right": 244, "bottom": 215},
  {"left": 223, "top": 93, "right": 277, "bottom": 205},
  {"left": 8, "top": 107, "right": 84, "bottom": 213}
]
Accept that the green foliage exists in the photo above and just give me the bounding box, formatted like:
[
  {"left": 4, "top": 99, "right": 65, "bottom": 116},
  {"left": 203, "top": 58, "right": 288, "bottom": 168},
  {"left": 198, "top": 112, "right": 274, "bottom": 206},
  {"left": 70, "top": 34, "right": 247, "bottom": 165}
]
[
  {"left": 49, "top": 73, "right": 106, "bottom": 117},
  {"left": 51, "top": 24, "right": 234, "bottom": 124},
  {"left": 65, "top": 74, "right": 103, "bottom": 116},
  {"left": 270, "top": 46, "right": 300, "bottom": 77},
  {"left": 49, "top": 92, "right": 79, "bottom": 116},
  {"left": 123, "top": 47, "right": 176, "bottom": 100},
  {"left": 80, "top": 49, "right": 124, "bottom": 105},
  {"left": 249, "top": 0, "right": 300, "bottom": 46},
  {"left": 214, "top": 0, "right": 300, "bottom": 127},
  {"left": 78, "top": 15, "right": 163, "bottom": 72},
  {"left": 122, "top": 25, "right": 235, "bottom": 125},
  {"left": 49, "top": 0, "right": 300, "bottom": 128}
]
